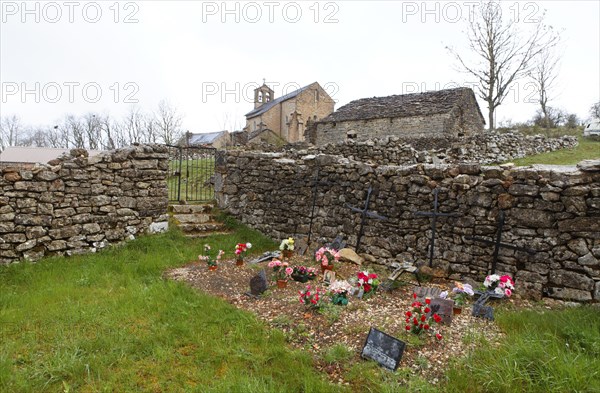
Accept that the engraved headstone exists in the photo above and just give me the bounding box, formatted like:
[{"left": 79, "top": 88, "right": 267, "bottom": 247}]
[
  {"left": 428, "top": 298, "right": 454, "bottom": 325},
  {"left": 247, "top": 270, "right": 268, "bottom": 298},
  {"left": 361, "top": 327, "right": 406, "bottom": 371},
  {"left": 413, "top": 286, "right": 443, "bottom": 303}
]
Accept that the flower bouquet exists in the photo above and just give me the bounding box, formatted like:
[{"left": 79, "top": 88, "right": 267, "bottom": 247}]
[
  {"left": 355, "top": 271, "right": 380, "bottom": 299},
  {"left": 441, "top": 282, "right": 475, "bottom": 313},
  {"left": 268, "top": 259, "right": 293, "bottom": 287},
  {"left": 234, "top": 242, "right": 252, "bottom": 265},
  {"left": 279, "top": 237, "right": 295, "bottom": 258},
  {"left": 404, "top": 293, "right": 443, "bottom": 340},
  {"left": 291, "top": 265, "right": 318, "bottom": 283},
  {"left": 199, "top": 244, "right": 224, "bottom": 271},
  {"left": 299, "top": 285, "right": 326, "bottom": 310},
  {"left": 329, "top": 280, "right": 353, "bottom": 306},
  {"left": 483, "top": 274, "right": 515, "bottom": 297},
  {"left": 315, "top": 246, "right": 340, "bottom": 272}
]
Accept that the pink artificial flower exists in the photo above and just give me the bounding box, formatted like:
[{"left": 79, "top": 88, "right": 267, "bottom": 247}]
[
  {"left": 505, "top": 288, "right": 512, "bottom": 297},
  {"left": 285, "top": 267, "right": 293, "bottom": 275}
]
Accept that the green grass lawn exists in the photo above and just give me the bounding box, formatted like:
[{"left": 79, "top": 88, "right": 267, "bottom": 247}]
[
  {"left": 510, "top": 136, "right": 600, "bottom": 166},
  {"left": 0, "top": 227, "right": 341, "bottom": 392}
]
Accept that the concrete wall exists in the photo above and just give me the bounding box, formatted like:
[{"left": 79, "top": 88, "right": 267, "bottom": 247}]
[
  {"left": 0, "top": 145, "right": 169, "bottom": 264},
  {"left": 215, "top": 149, "right": 600, "bottom": 302}
]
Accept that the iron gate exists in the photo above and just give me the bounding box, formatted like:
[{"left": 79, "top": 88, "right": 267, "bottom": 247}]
[{"left": 167, "top": 145, "right": 217, "bottom": 202}]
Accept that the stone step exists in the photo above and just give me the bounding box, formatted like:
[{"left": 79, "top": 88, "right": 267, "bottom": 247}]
[
  {"left": 184, "top": 231, "right": 232, "bottom": 239},
  {"left": 173, "top": 213, "right": 211, "bottom": 224},
  {"left": 176, "top": 222, "right": 227, "bottom": 234},
  {"left": 170, "top": 204, "right": 214, "bottom": 214}
]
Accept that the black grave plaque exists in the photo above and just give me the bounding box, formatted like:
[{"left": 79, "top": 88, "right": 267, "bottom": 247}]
[
  {"left": 428, "top": 298, "right": 454, "bottom": 325},
  {"left": 361, "top": 327, "right": 406, "bottom": 371}
]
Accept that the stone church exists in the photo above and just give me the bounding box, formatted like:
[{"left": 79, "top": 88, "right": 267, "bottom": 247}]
[
  {"left": 244, "top": 82, "right": 335, "bottom": 144},
  {"left": 312, "top": 87, "right": 485, "bottom": 145}
]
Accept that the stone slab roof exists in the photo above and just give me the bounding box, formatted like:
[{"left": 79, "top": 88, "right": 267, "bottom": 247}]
[
  {"left": 245, "top": 83, "right": 313, "bottom": 119},
  {"left": 188, "top": 131, "right": 228, "bottom": 145},
  {"left": 321, "top": 87, "right": 484, "bottom": 123}
]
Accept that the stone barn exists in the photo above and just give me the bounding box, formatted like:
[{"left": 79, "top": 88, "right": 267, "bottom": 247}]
[
  {"left": 313, "top": 87, "right": 485, "bottom": 145},
  {"left": 244, "top": 82, "right": 335, "bottom": 143}
]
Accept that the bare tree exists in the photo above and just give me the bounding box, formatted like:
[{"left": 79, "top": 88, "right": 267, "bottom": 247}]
[
  {"left": 64, "top": 115, "right": 86, "bottom": 148},
  {"left": 447, "top": 1, "right": 559, "bottom": 129},
  {"left": 0, "top": 114, "right": 23, "bottom": 151},
  {"left": 143, "top": 114, "right": 160, "bottom": 144},
  {"left": 123, "top": 106, "right": 145, "bottom": 145},
  {"left": 21, "top": 126, "right": 49, "bottom": 147},
  {"left": 154, "top": 100, "right": 183, "bottom": 145},
  {"left": 83, "top": 113, "right": 103, "bottom": 150},
  {"left": 590, "top": 102, "right": 600, "bottom": 119},
  {"left": 529, "top": 45, "right": 561, "bottom": 128}
]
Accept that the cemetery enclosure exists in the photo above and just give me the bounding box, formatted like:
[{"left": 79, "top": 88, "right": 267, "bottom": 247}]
[{"left": 215, "top": 150, "right": 600, "bottom": 302}]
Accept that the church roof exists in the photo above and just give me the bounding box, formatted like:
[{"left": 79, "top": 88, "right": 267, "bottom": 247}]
[
  {"left": 320, "top": 87, "right": 484, "bottom": 123},
  {"left": 245, "top": 83, "right": 314, "bottom": 118}
]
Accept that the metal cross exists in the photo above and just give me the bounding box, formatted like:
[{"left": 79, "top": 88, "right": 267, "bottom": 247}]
[
  {"left": 306, "top": 167, "right": 333, "bottom": 245},
  {"left": 414, "top": 188, "right": 461, "bottom": 267},
  {"left": 465, "top": 210, "right": 535, "bottom": 274},
  {"left": 345, "top": 186, "right": 388, "bottom": 253}
]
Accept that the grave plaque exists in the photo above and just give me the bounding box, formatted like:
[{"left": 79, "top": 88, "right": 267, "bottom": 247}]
[
  {"left": 249, "top": 251, "right": 280, "bottom": 264},
  {"left": 361, "top": 327, "right": 406, "bottom": 371},
  {"left": 428, "top": 298, "right": 454, "bottom": 325},
  {"left": 472, "top": 303, "right": 494, "bottom": 320},
  {"left": 247, "top": 270, "right": 268, "bottom": 298},
  {"left": 413, "top": 286, "right": 443, "bottom": 303}
]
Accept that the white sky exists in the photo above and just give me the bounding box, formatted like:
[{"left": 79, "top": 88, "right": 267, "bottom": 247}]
[{"left": 1, "top": 0, "right": 599, "bottom": 132}]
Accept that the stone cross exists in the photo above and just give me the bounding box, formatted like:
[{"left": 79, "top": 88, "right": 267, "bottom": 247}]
[
  {"left": 414, "top": 188, "right": 461, "bottom": 267},
  {"left": 465, "top": 210, "right": 535, "bottom": 274},
  {"left": 306, "top": 167, "right": 333, "bottom": 246},
  {"left": 345, "top": 186, "right": 387, "bottom": 253}
]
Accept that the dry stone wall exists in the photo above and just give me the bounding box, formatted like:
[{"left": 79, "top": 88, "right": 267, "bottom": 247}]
[
  {"left": 0, "top": 145, "right": 169, "bottom": 264},
  {"left": 216, "top": 150, "right": 600, "bottom": 302},
  {"left": 315, "top": 132, "right": 578, "bottom": 165}
]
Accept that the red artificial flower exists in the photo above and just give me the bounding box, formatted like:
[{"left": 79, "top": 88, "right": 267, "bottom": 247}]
[
  {"left": 405, "top": 325, "right": 411, "bottom": 331},
  {"left": 436, "top": 333, "right": 443, "bottom": 340},
  {"left": 405, "top": 311, "right": 412, "bottom": 317},
  {"left": 412, "top": 301, "right": 422, "bottom": 308},
  {"left": 368, "top": 273, "right": 377, "bottom": 280},
  {"left": 413, "top": 293, "right": 417, "bottom": 299},
  {"left": 424, "top": 324, "right": 430, "bottom": 330},
  {"left": 405, "top": 318, "right": 410, "bottom": 323},
  {"left": 425, "top": 298, "right": 431, "bottom": 305},
  {"left": 420, "top": 315, "right": 426, "bottom": 322},
  {"left": 433, "top": 314, "right": 442, "bottom": 323},
  {"left": 424, "top": 307, "right": 431, "bottom": 313},
  {"left": 363, "top": 284, "right": 371, "bottom": 293},
  {"left": 413, "top": 317, "right": 418, "bottom": 325}
]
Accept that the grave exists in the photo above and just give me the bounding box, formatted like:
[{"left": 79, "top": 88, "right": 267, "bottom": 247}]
[
  {"left": 246, "top": 270, "right": 268, "bottom": 298},
  {"left": 345, "top": 186, "right": 387, "bottom": 252},
  {"left": 379, "top": 261, "right": 420, "bottom": 291},
  {"left": 249, "top": 251, "right": 280, "bottom": 264},
  {"left": 465, "top": 210, "right": 535, "bottom": 274},
  {"left": 428, "top": 298, "right": 454, "bottom": 325},
  {"left": 361, "top": 327, "right": 405, "bottom": 371},
  {"left": 413, "top": 286, "right": 443, "bottom": 303},
  {"left": 414, "top": 188, "right": 461, "bottom": 267}
]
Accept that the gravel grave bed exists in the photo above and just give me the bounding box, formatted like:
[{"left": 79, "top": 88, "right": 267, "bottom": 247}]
[{"left": 166, "top": 256, "right": 508, "bottom": 385}]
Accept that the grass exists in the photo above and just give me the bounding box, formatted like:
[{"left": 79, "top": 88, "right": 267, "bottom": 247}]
[
  {"left": 497, "top": 126, "right": 600, "bottom": 166},
  {"left": 509, "top": 136, "right": 599, "bottom": 166},
  {"left": 168, "top": 158, "right": 215, "bottom": 202},
  {"left": 445, "top": 306, "right": 600, "bottom": 392},
  {"left": 0, "top": 227, "right": 340, "bottom": 392}
]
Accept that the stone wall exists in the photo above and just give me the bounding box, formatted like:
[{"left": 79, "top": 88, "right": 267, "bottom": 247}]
[
  {"left": 0, "top": 145, "right": 169, "bottom": 264},
  {"left": 215, "top": 150, "right": 600, "bottom": 302},
  {"left": 315, "top": 132, "right": 578, "bottom": 165}
]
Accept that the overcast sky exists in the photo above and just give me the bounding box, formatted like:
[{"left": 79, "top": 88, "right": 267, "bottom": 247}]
[{"left": 1, "top": 0, "right": 599, "bottom": 132}]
